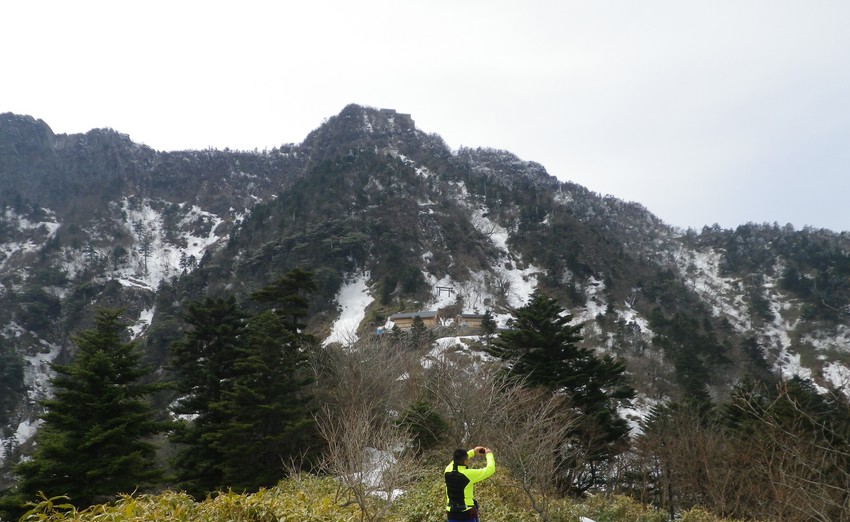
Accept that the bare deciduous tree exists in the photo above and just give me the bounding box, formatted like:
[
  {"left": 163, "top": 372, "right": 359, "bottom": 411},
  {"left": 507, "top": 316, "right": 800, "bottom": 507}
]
[
  {"left": 316, "top": 403, "right": 422, "bottom": 522},
  {"left": 636, "top": 382, "right": 850, "bottom": 522},
  {"left": 488, "top": 386, "right": 578, "bottom": 522},
  {"left": 311, "top": 334, "right": 420, "bottom": 421},
  {"left": 731, "top": 383, "right": 850, "bottom": 522},
  {"left": 311, "top": 335, "right": 428, "bottom": 522},
  {"left": 423, "top": 353, "right": 509, "bottom": 446}
]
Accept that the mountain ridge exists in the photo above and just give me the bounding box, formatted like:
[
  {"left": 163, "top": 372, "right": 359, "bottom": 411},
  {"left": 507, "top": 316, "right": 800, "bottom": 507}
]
[{"left": 1, "top": 103, "right": 849, "bottom": 483}]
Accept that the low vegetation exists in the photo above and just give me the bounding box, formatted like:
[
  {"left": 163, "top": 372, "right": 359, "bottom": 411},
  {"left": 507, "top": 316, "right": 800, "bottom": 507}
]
[{"left": 19, "top": 473, "right": 741, "bottom": 522}]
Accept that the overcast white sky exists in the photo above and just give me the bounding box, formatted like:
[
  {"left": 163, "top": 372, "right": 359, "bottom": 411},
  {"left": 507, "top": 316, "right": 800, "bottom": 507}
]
[{"left": 3, "top": 1, "right": 849, "bottom": 232}]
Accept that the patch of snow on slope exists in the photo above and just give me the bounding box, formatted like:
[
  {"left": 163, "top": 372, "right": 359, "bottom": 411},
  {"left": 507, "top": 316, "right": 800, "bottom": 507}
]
[
  {"left": 361, "top": 447, "right": 404, "bottom": 501},
  {"left": 23, "top": 341, "right": 61, "bottom": 402},
  {"left": 457, "top": 261, "right": 541, "bottom": 327},
  {"left": 177, "top": 204, "right": 225, "bottom": 260},
  {"left": 672, "top": 245, "right": 751, "bottom": 330},
  {"left": 554, "top": 189, "right": 574, "bottom": 205},
  {"left": 421, "top": 337, "right": 461, "bottom": 369},
  {"left": 0, "top": 339, "right": 65, "bottom": 458},
  {"left": 752, "top": 274, "right": 814, "bottom": 385},
  {"left": 573, "top": 276, "right": 607, "bottom": 324},
  {"left": 324, "top": 273, "right": 373, "bottom": 347},
  {"left": 2, "top": 417, "right": 43, "bottom": 463},
  {"left": 3, "top": 207, "right": 61, "bottom": 237},
  {"left": 411, "top": 179, "right": 539, "bottom": 320},
  {"left": 397, "top": 154, "right": 433, "bottom": 178},
  {"left": 778, "top": 353, "right": 821, "bottom": 391},
  {"left": 618, "top": 300, "right": 652, "bottom": 334},
  {"left": 673, "top": 245, "right": 832, "bottom": 386},
  {"left": 421, "top": 336, "right": 494, "bottom": 370},
  {"left": 619, "top": 396, "right": 661, "bottom": 436},
  {"left": 450, "top": 181, "right": 541, "bottom": 318},
  {"left": 130, "top": 307, "right": 155, "bottom": 340},
  {"left": 801, "top": 324, "right": 850, "bottom": 355},
  {"left": 422, "top": 273, "right": 461, "bottom": 312},
  {"left": 15, "top": 418, "right": 40, "bottom": 447},
  {"left": 0, "top": 207, "right": 60, "bottom": 270},
  {"left": 1, "top": 321, "right": 25, "bottom": 340},
  {"left": 823, "top": 362, "right": 850, "bottom": 395},
  {"left": 115, "top": 198, "right": 224, "bottom": 290},
  {"left": 758, "top": 270, "right": 823, "bottom": 387}
]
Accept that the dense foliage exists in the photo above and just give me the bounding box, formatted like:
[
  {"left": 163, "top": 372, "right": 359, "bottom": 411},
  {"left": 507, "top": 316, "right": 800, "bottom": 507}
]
[
  {"left": 487, "top": 292, "right": 636, "bottom": 494},
  {"left": 0, "top": 309, "right": 168, "bottom": 518},
  {"left": 2, "top": 284, "right": 849, "bottom": 521},
  {"left": 0, "top": 341, "right": 24, "bottom": 427},
  {"left": 634, "top": 377, "right": 850, "bottom": 521},
  {"left": 15, "top": 473, "right": 739, "bottom": 522},
  {"left": 169, "top": 270, "right": 319, "bottom": 498}
]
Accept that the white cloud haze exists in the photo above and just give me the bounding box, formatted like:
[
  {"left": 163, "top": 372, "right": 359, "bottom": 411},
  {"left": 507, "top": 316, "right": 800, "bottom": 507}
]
[{"left": 3, "top": 0, "right": 849, "bottom": 231}]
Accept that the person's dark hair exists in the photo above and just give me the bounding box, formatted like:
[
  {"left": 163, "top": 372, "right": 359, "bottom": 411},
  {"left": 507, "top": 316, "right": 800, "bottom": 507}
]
[{"left": 453, "top": 448, "right": 468, "bottom": 464}]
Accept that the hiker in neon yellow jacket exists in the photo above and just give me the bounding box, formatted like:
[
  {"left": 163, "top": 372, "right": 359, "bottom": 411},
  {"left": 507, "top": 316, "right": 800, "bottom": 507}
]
[{"left": 444, "top": 446, "right": 495, "bottom": 521}]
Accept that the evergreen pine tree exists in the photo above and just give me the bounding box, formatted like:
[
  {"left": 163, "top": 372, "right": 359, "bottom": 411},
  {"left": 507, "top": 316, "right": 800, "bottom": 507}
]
[
  {"left": 480, "top": 309, "right": 497, "bottom": 346},
  {"left": 169, "top": 270, "right": 319, "bottom": 496},
  {"left": 169, "top": 296, "right": 246, "bottom": 498},
  {"left": 209, "top": 309, "right": 317, "bottom": 490},
  {"left": 250, "top": 268, "right": 317, "bottom": 331},
  {"left": 487, "top": 291, "right": 635, "bottom": 493},
  {"left": 210, "top": 269, "right": 318, "bottom": 490},
  {"left": 0, "top": 340, "right": 24, "bottom": 426},
  {"left": 396, "top": 400, "right": 448, "bottom": 453},
  {"left": 1, "top": 308, "right": 167, "bottom": 516},
  {"left": 409, "top": 315, "right": 429, "bottom": 350},
  {"left": 648, "top": 310, "right": 719, "bottom": 403}
]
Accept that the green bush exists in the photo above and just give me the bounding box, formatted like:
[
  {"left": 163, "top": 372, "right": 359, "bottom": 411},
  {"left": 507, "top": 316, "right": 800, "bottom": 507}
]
[{"left": 17, "top": 473, "right": 742, "bottom": 522}]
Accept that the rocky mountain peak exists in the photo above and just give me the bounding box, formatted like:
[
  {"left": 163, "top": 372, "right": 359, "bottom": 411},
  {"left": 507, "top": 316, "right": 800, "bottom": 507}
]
[
  {"left": 299, "top": 104, "right": 419, "bottom": 162},
  {"left": 0, "top": 113, "right": 55, "bottom": 146}
]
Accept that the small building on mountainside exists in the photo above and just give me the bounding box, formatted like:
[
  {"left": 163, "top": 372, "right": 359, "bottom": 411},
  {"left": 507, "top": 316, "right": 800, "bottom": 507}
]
[
  {"left": 389, "top": 311, "right": 441, "bottom": 330},
  {"left": 389, "top": 310, "right": 486, "bottom": 331},
  {"left": 456, "top": 313, "right": 484, "bottom": 329}
]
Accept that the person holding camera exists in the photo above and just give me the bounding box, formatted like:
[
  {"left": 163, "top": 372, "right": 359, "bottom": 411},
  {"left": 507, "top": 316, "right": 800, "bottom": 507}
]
[{"left": 444, "top": 446, "right": 495, "bottom": 521}]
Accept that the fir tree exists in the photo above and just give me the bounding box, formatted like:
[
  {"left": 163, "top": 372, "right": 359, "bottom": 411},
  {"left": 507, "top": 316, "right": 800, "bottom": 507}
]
[
  {"left": 487, "top": 291, "right": 635, "bottom": 493},
  {"left": 481, "top": 309, "right": 497, "bottom": 346},
  {"left": 648, "top": 310, "right": 721, "bottom": 403},
  {"left": 1, "top": 309, "right": 167, "bottom": 516},
  {"left": 408, "top": 315, "right": 429, "bottom": 350},
  {"left": 212, "top": 269, "right": 320, "bottom": 490},
  {"left": 250, "top": 268, "right": 317, "bottom": 331},
  {"left": 169, "top": 270, "right": 319, "bottom": 496},
  {"left": 169, "top": 296, "right": 246, "bottom": 498},
  {"left": 209, "top": 309, "right": 318, "bottom": 490},
  {"left": 396, "top": 400, "right": 448, "bottom": 453}
]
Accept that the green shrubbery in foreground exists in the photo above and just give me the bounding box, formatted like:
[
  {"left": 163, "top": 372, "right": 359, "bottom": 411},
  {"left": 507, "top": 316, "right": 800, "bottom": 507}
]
[{"left": 18, "top": 473, "right": 742, "bottom": 522}]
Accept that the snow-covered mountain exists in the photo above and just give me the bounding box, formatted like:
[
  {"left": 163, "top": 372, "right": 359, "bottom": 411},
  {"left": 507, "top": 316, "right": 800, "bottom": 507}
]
[{"left": 2, "top": 104, "right": 849, "bottom": 478}]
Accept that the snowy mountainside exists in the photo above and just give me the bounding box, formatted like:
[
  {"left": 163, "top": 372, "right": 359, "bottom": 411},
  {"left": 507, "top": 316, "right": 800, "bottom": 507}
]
[{"left": 2, "top": 104, "right": 850, "bottom": 476}]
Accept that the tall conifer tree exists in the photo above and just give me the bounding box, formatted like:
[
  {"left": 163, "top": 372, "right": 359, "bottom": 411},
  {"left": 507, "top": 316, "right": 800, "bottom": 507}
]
[
  {"left": 251, "top": 268, "right": 317, "bottom": 331},
  {"left": 2, "top": 308, "right": 166, "bottom": 515},
  {"left": 169, "top": 270, "right": 319, "bottom": 495},
  {"left": 209, "top": 310, "right": 317, "bottom": 490},
  {"left": 169, "top": 296, "right": 246, "bottom": 497},
  {"left": 481, "top": 309, "right": 497, "bottom": 346},
  {"left": 212, "top": 269, "right": 319, "bottom": 489},
  {"left": 487, "top": 291, "right": 635, "bottom": 493}
]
